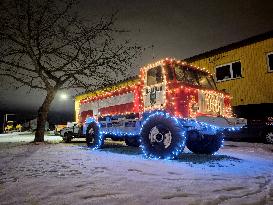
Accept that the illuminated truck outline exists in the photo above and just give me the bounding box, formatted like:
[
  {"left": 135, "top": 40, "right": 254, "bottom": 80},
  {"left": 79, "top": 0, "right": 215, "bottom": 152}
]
[{"left": 75, "top": 58, "right": 246, "bottom": 159}]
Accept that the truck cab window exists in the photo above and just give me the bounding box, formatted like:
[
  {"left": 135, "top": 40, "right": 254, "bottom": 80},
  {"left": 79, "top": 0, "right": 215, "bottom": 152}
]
[
  {"left": 175, "top": 66, "right": 199, "bottom": 85},
  {"left": 197, "top": 74, "right": 216, "bottom": 89},
  {"left": 147, "top": 66, "right": 163, "bottom": 86},
  {"left": 175, "top": 65, "right": 216, "bottom": 89}
]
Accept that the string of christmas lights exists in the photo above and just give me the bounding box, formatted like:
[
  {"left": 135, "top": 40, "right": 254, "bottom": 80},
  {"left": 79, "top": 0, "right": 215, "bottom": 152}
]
[{"left": 77, "top": 58, "right": 244, "bottom": 158}]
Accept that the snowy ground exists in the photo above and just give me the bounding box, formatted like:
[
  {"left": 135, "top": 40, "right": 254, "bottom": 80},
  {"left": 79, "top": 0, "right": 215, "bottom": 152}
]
[{"left": 0, "top": 133, "right": 273, "bottom": 205}]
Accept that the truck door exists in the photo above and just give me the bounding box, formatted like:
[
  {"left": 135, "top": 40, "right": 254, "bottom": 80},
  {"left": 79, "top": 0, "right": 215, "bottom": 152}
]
[{"left": 143, "top": 66, "right": 166, "bottom": 110}]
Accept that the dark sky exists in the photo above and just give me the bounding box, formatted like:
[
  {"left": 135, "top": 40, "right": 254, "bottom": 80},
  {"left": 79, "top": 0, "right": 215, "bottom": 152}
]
[{"left": 1, "top": 0, "right": 273, "bottom": 124}]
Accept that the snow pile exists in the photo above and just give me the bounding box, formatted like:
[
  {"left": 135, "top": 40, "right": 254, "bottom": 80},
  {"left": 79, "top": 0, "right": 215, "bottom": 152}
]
[
  {"left": 0, "top": 133, "right": 272, "bottom": 205},
  {"left": 0, "top": 132, "right": 62, "bottom": 143}
]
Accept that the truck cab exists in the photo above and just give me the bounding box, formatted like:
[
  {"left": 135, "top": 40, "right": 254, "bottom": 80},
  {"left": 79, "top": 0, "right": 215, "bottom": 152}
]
[{"left": 140, "top": 59, "right": 244, "bottom": 128}]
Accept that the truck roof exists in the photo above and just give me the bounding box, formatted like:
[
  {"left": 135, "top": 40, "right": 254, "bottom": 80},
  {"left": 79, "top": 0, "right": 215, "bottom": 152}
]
[
  {"left": 75, "top": 58, "right": 213, "bottom": 102},
  {"left": 75, "top": 75, "right": 139, "bottom": 101},
  {"left": 140, "top": 58, "right": 212, "bottom": 75}
]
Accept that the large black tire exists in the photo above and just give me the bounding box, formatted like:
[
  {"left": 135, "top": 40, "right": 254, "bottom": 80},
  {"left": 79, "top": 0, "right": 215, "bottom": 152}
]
[
  {"left": 86, "top": 122, "right": 103, "bottom": 149},
  {"left": 125, "top": 137, "right": 140, "bottom": 147},
  {"left": 186, "top": 130, "right": 224, "bottom": 154},
  {"left": 63, "top": 132, "right": 72, "bottom": 143},
  {"left": 140, "top": 112, "right": 186, "bottom": 159}
]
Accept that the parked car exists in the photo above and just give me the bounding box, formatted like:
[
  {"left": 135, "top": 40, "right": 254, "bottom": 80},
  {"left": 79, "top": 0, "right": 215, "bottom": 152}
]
[
  {"left": 224, "top": 117, "right": 273, "bottom": 144},
  {"left": 60, "top": 122, "right": 84, "bottom": 143},
  {"left": 54, "top": 124, "right": 67, "bottom": 135}
]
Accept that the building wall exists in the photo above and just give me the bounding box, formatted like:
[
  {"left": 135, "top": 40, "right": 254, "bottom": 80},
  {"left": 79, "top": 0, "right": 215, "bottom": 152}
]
[{"left": 188, "top": 38, "right": 273, "bottom": 107}]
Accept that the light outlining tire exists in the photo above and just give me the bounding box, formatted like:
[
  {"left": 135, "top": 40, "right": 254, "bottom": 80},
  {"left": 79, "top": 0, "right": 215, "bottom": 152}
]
[
  {"left": 140, "top": 112, "right": 187, "bottom": 159},
  {"left": 264, "top": 130, "right": 273, "bottom": 144},
  {"left": 86, "top": 121, "right": 103, "bottom": 149},
  {"left": 186, "top": 130, "right": 224, "bottom": 154}
]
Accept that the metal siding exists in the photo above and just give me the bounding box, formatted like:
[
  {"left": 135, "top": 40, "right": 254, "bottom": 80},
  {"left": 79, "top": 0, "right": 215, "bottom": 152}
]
[{"left": 189, "top": 38, "right": 273, "bottom": 106}]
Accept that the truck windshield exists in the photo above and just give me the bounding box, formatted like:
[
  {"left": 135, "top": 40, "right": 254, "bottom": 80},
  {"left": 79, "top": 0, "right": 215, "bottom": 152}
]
[{"left": 174, "top": 66, "right": 216, "bottom": 89}]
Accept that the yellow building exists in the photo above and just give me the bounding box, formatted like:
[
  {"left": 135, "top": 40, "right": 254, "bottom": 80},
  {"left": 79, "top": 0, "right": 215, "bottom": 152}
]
[{"left": 185, "top": 30, "right": 273, "bottom": 118}]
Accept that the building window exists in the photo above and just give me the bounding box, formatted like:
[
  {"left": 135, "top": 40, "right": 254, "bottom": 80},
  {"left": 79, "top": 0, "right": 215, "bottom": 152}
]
[
  {"left": 267, "top": 52, "right": 273, "bottom": 72},
  {"left": 215, "top": 61, "right": 242, "bottom": 81}
]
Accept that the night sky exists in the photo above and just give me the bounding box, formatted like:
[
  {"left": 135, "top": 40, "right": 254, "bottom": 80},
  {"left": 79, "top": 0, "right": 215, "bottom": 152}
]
[{"left": 1, "top": 0, "right": 273, "bottom": 126}]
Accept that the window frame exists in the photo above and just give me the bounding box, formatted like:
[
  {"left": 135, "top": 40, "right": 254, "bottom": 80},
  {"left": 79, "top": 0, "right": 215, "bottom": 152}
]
[
  {"left": 215, "top": 60, "right": 242, "bottom": 82},
  {"left": 145, "top": 66, "right": 164, "bottom": 87},
  {"left": 266, "top": 51, "right": 273, "bottom": 72}
]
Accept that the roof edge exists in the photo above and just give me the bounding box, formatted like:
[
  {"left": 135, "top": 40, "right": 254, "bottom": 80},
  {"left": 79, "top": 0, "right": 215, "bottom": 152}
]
[
  {"left": 75, "top": 75, "right": 139, "bottom": 98},
  {"left": 184, "top": 29, "right": 273, "bottom": 62}
]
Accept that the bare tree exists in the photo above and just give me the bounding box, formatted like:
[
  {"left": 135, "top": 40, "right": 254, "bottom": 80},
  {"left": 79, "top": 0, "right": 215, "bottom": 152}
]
[{"left": 0, "top": 0, "right": 141, "bottom": 142}]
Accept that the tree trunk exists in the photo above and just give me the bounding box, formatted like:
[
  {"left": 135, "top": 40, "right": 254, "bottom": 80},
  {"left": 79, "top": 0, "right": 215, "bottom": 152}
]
[{"left": 34, "top": 89, "right": 56, "bottom": 142}]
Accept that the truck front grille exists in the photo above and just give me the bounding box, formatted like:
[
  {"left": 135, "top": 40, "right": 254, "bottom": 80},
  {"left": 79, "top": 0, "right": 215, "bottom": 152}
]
[{"left": 198, "top": 90, "right": 224, "bottom": 116}]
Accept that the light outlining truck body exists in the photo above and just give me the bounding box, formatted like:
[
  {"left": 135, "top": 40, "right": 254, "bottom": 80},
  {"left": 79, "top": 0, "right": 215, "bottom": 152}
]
[{"left": 75, "top": 58, "right": 246, "bottom": 159}]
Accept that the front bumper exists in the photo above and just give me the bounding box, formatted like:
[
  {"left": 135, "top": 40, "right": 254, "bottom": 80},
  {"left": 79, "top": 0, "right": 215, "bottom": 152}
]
[{"left": 196, "top": 116, "right": 247, "bottom": 130}]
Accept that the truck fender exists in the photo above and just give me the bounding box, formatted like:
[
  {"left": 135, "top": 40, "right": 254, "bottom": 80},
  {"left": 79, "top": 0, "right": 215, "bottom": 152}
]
[{"left": 141, "top": 110, "right": 167, "bottom": 122}]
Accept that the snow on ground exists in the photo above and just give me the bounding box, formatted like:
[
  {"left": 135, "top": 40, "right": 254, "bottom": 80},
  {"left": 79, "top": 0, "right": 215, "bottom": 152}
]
[
  {"left": 0, "top": 133, "right": 273, "bottom": 205},
  {"left": 0, "top": 131, "right": 62, "bottom": 143}
]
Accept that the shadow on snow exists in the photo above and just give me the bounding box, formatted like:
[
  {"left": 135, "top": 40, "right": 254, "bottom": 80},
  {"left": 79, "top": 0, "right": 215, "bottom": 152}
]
[{"left": 69, "top": 140, "right": 241, "bottom": 165}]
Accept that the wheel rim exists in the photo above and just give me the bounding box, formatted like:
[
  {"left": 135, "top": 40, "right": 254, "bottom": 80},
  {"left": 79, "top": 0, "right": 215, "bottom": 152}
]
[
  {"left": 149, "top": 125, "right": 172, "bottom": 149},
  {"left": 88, "top": 127, "right": 94, "bottom": 135},
  {"left": 265, "top": 132, "right": 273, "bottom": 144}
]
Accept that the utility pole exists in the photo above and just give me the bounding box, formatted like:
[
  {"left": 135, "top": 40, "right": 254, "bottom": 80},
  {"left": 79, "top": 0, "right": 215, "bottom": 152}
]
[{"left": 2, "top": 115, "right": 5, "bottom": 133}]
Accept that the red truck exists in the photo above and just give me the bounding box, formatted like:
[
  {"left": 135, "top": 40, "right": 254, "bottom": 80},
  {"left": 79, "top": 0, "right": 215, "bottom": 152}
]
[{"left": 75, "top": 58, "right": 246, "bottom": 159}]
